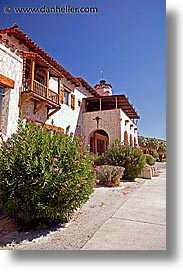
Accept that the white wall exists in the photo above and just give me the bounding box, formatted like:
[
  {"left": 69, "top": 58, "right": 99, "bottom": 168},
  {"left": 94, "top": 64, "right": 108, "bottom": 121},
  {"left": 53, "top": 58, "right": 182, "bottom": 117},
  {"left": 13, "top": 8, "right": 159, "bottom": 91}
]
[
  {"left": 46, "top": 78, "right": 92, "bottom": 133},
  {"left": 120, "top": 109, "right": 138, "bottom": 145},
  {"left": 0, "top": 42, "right": 23, "bottom": 137}
]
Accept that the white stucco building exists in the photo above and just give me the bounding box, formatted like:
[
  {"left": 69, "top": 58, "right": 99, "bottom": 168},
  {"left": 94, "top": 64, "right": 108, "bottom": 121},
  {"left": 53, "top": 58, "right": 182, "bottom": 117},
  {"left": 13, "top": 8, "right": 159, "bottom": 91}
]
[{"left": 0, "top": 24, "right": 140, "bottom": 154}]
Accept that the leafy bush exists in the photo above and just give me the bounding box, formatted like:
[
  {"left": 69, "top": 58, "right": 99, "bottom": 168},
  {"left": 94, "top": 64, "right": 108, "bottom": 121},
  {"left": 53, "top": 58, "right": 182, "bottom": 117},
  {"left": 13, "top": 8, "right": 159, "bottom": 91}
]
[
  {"left": 0, "top": 114, "right": 95, "bottom": 228},
  {"left": 153, "top": 152, "right": 159, "bottom": 161},
  {"left": 96, "top": 165, "right": 125, "bottom": 187},
  {"left": 93, "top": 154, "right": 106, "bottom": 166},
  {"left": 143, "top": 154, "right": 155, "bottom": 166},
  {"left": 105, "top": 140, "right": 145, "bottom": 180}
]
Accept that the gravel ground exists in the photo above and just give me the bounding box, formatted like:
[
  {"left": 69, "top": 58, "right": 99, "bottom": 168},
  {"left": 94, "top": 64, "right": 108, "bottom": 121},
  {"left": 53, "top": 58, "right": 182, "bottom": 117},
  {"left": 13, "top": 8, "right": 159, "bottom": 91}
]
[{"left": 0, "top": 178, "right": 145, "bottom": 250}]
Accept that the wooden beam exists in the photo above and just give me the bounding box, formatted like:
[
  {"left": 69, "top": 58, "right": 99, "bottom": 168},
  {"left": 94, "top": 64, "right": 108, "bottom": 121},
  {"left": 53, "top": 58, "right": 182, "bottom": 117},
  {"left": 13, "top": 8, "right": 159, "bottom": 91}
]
[
  {"left": 29, "top": 59, "right": 35, "bottom": 91},
  {"left": 35, "top": 65, "right": 48, "bottom": 70},
  {"left": 58, "top": 77, "right": 61, "bottom": 104},
  {"left": 115, "top": 96, "right": 118, "bottom": 109},
  {"left": 0, "top": 74, "right": 15, "bottom": 89},
  {"left": 46, "top": 70, "right": 49, "bottom": 98},
  {"left": 99, "top": 98, "right": 102, "bottom": 111},
  {"left": 47, "top": 107, "right": 61, "bottom": 119}
]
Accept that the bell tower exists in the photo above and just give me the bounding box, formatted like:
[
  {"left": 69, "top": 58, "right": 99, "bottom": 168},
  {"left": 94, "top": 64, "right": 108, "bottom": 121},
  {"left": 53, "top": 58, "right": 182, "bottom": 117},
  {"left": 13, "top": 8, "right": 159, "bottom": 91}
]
[
  {"left": 94, "top": 70, "right": 112, "bottom": 96},
  {"left": 94, "top": 79, "right": 112, "bottom": 96}
]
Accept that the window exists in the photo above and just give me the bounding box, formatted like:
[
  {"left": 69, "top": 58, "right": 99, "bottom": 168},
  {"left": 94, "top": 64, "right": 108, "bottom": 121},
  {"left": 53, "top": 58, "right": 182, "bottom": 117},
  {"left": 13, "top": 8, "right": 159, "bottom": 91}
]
[
  {"left": 0, "top": 87, "right": 4, "bottom": 130},
  {"left": 0, "top": 74, "right": 14, "bottom": 133},
  {"left": 35, "top": 72, "right": 45, "bottom": 85},
  {"left": 59, "top": 85, "right": 71, "bottom": 105},
  {"left": 35, "top": 71, "right": 45, "bottom": 85},
  {"left": 25, "top": 63, "right": 30, "bottom": 80},
  {"left": 64, "top": 90, "right": 69, "bottom": 105},
  {"left": 0, "top": 86, "right": 3, "bottom": 96}
]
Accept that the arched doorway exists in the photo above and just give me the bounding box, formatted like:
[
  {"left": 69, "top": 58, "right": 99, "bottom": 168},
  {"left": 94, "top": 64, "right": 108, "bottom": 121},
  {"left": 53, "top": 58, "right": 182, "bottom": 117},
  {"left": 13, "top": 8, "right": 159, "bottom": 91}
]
[
  {"left": 134, "top": 137, "right": 137, "bottom": 146},
  {"left": 130, "top": 134, "right": 133, "bottom": 146},
  {"left": 90, "top": 129, "right": 109, "bottom": 155},
  {"left": 124, "top": 130, "right": 128, "bottom": 145}
]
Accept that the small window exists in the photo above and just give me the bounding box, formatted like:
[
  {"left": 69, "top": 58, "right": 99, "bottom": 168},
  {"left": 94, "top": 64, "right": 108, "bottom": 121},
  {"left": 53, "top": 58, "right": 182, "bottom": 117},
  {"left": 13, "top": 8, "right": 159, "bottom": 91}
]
[{"left": 78, "top": 100, "right": 81, "bottom": 107}]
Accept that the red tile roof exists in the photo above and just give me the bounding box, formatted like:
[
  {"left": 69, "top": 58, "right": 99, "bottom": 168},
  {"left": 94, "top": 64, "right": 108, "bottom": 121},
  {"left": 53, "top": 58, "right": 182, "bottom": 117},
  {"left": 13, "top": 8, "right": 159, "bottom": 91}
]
[
  {"left": 0, "top": 24, "right": 98, "bottom": 95},
  {"left": 76, "top": 77, "right": 99, "bottom": 96},
  {"left": 0, "top": 24, "right": 140, "bottom": 118},
  {"left": 0, "top": 24, "right": 81, "bottom": 86},
  {"left": 0, "top": 33, "right": 22, "bottom": 55}
]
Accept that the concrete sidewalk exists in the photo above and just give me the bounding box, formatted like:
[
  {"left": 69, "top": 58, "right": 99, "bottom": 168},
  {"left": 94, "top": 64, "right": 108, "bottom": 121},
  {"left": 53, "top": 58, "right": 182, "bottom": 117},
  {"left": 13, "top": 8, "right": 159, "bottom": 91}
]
[{"left": 82, "top": 165, "right": 166, "bottom": 250}]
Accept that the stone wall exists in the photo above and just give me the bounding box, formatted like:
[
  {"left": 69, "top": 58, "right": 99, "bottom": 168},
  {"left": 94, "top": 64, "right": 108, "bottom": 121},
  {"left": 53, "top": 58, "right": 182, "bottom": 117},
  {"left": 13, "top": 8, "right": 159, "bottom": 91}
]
[
  {"left": 21, "top": 101, "right": 48, "bottom": 123},
  {"left": 82, "top": 109, "right": 122, "bottom": 145},
  {"left": 82, "top": 108, "right": 138, "bottom": 146}
]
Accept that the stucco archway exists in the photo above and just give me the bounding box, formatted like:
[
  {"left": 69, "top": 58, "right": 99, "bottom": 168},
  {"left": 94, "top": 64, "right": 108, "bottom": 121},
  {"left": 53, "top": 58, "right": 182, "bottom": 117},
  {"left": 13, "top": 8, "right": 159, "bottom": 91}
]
[{"left": 90, "top": 129, "right": 109, "bottom": 155}]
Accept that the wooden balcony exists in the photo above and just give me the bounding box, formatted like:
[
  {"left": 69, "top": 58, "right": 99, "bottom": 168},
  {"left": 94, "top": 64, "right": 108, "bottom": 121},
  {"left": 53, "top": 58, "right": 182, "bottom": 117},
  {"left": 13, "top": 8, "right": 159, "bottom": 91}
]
[
  {"left": 22, "top": 79, "right": 59, "bottom": 104},
  {"left": 20, "top": 79, "right": 60, "bottom": 118}
]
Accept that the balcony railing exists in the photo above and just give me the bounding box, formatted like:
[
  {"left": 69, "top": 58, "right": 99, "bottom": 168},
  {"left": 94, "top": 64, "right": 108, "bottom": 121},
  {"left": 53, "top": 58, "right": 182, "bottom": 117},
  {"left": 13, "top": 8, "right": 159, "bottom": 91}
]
[
  {"left": 22, "top": 79, "right": 59, "bottom": 105},
  {"left": 48, "top": 89, "right": 59, "bottom": 104},
  {"left": 33, "top": 80, "right": 47, "bottom": 98}
]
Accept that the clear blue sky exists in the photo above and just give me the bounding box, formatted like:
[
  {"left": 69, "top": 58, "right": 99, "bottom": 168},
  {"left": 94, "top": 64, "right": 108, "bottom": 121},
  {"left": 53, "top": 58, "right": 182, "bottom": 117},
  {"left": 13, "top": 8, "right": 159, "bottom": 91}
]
[{"left": 0, "top": 0, "right": 166, "bottom": 140}]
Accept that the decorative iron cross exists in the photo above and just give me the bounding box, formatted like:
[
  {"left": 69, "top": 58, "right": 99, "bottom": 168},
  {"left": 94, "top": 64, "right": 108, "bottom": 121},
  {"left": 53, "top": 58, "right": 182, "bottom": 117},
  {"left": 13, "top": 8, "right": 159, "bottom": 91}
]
[
  {"left": 93, "top": 116, "right": 102, "bottom": 129},
  {"left": 101, "top": 69, "right": 104, "bottom": 79}
]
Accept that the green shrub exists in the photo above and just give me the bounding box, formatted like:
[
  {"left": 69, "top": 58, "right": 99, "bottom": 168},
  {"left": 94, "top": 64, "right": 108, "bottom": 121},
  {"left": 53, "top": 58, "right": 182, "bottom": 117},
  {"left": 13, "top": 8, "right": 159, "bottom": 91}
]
[
  {"left": 143, "top": 154, "right": 155, "bottom": 166},
  {"left": 105, "top": 140, "right": 145, "bottom": 180},
  {"left": 153, "top": 152, "right": 159, "bottom": 161},
  {"left": 0, "top": 114, "right": 95, "bottom": 228},
  {"left": 96, "top": 165, "right": 125, "bottom": 187},
  {"left": 93, "top": 154, "right": 106, "bottom": 166}
]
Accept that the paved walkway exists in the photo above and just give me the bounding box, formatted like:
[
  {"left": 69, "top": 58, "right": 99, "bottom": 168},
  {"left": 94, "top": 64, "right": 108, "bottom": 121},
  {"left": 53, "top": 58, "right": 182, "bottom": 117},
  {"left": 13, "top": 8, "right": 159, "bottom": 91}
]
[{"left": 82, "top": 164, "right": 166, "bottom": 250}]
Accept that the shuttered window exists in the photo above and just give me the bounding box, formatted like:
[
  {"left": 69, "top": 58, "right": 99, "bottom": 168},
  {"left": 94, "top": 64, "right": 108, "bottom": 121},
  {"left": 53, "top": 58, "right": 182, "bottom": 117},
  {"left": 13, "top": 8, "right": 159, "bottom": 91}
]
[
  {"left": 71, "top": 94, "right": 75, "bottom": 110},
  {"left": 60, "top": 85, "right": 72, "bottom": 105},
  {"left": 59, "top": 88, "right": 64, "bottom": 104}
]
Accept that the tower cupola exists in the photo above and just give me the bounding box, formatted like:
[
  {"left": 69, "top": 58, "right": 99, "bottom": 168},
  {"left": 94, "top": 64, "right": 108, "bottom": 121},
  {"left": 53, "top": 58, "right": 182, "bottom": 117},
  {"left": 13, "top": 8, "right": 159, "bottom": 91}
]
[{"left": 94, "top": 79, "right": 112, "bottom": 96}]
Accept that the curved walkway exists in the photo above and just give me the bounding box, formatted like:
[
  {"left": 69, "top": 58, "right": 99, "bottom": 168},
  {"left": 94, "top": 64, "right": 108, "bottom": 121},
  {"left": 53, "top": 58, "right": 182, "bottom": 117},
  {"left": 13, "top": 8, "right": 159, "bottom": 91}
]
[{"left": 82, "top": 163, "right": 166, "bottom": 250}]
